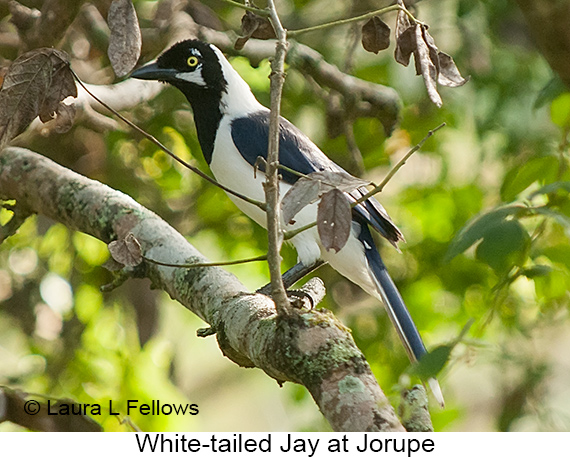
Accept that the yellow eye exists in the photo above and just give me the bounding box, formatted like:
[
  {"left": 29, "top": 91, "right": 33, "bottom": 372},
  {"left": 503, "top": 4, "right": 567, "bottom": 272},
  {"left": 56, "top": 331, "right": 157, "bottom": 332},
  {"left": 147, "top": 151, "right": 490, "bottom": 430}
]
[{"left": 187, "top": 56, "right": 199, "bottom": 67}]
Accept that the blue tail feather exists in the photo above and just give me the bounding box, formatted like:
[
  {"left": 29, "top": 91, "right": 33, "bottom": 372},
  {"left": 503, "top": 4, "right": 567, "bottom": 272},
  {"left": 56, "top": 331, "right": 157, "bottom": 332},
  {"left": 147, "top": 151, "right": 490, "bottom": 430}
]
[
  {"left": 356, "top": 221, "right": 445, "bottom": 407},
  {"left": 356, "top": 222, "right": 427, "bottom": 361}
]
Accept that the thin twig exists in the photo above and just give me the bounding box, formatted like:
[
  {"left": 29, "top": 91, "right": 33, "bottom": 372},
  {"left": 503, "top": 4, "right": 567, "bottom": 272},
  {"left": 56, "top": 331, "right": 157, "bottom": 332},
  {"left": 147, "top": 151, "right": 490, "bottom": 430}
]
[
  {"left": 220, "top": 0, "right": 269, "bottom": 15},
  {"left": 352, "top": 122, "right": 447, "bottom": 206},
  {"left": 265, "top": 0, "right": 291, "bottom": 315},
  {"left": 277, "top": 163, "right": 308, "bottom": 180},
  {"left": 143, "top": 254, "right": 267, "bottom": 268},
  {"left": 71, "top": 71, "right": 267, "bottom": 211},
  {"left": 288, "top": 4, "right": 403, "bottom": 37}
]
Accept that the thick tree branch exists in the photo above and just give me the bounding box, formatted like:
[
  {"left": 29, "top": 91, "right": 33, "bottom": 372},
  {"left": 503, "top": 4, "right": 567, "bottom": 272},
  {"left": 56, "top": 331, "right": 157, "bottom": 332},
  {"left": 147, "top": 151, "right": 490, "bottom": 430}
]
[
  {"left": 399, "top": 386, "right": 434, "bottom": 432},
  {"left": 10, "top": 0, "right": 87, "bottom": 50},
  {"left": 516, "top": 0, "right": 570, "bottom": 88},
  {"left": 0, "top": 146, "right": 405, "bottom": 432}
]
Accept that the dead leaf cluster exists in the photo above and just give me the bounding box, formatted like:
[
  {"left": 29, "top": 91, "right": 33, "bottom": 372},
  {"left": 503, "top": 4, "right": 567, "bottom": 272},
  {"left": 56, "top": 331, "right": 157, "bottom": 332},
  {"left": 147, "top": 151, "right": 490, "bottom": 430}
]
[{"left": 393, "top": 1, "right": 467, "bottom": 107}]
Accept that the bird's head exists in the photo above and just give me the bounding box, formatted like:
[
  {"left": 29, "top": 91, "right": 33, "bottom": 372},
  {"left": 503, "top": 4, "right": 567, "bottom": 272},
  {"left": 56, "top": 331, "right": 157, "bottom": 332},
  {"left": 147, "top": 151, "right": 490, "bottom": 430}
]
[
  {"left": 131, "top": 39, "right": 227, "bottom": 93},
  {"left": 131, "top": 39, "right": 260, "bottom": 116}
]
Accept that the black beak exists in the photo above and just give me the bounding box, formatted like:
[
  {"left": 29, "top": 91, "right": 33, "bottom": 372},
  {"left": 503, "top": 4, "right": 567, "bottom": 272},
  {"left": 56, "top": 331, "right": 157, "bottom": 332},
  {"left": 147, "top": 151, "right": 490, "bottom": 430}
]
[{"left": 131, "top": 62, "right": 177, "bottom": 81}]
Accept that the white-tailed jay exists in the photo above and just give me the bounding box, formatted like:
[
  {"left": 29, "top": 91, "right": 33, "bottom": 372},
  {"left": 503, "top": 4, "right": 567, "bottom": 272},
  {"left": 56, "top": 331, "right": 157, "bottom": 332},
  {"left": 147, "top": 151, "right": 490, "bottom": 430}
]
[{"left": 131, "top": 39, "right": 443, "bottom": 406}]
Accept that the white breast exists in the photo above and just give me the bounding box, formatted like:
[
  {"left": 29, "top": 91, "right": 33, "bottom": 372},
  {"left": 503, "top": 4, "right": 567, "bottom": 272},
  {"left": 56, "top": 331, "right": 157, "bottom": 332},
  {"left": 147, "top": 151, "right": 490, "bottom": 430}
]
[{"left": 209, "top": 116, "right": 323, "bottom": 266}]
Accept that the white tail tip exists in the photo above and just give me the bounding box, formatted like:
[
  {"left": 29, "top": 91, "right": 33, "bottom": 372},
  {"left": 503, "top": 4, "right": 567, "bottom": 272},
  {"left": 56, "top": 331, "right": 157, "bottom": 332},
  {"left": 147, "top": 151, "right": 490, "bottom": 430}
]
[{"left": 428, "top": 378, "right": 445, "bottom": 409}]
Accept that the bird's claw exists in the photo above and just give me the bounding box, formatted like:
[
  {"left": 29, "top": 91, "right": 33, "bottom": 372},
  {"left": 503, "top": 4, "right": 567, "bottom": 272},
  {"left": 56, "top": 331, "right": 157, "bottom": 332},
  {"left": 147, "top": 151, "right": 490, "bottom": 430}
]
[{"left": 286, "top": 289, "right": 315, "bottom": 310}]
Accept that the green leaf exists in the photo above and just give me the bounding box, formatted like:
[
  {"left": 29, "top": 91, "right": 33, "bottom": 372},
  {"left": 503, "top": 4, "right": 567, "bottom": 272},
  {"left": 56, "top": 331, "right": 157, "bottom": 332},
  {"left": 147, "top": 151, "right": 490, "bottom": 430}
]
[
  {"left": 521, "top": 264, "right": 552, "bottom": 279},
  {"left": 475, "top": 219, "right": 530, "bottom": 273},
  {"left": 534, "top": 77, "right": 567, "bottom": 110},
  {"left": 541, "top": 244, "right": 570, "bottom": 271},
  {"left": 550, "top": 92, "right": 570, "bottom": 127},
  {"left": 411, "top": 319, "right": 474, "bottom": 379},
  {"left": 445, "top": 205, "right": 526, "bottom": 261},
  {"left": 533, "top": 206, "right": 570, "bottom": 231},
  {"left": 530, "top": 181, "right": 570, "bottom": 199},
  {"left": 500, "top": 155, "right": 559, "bottom": 202},
  {"left": 534, "top": 268, "right": 570, "bottom": 301},
  {"left": 412, "top": 344, "right": 453, "bottom": 380}
]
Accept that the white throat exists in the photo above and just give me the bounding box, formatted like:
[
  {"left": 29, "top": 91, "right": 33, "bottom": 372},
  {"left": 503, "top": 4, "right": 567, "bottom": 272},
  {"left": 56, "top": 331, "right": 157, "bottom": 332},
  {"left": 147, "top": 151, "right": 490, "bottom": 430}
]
[{"left": 210, "top": 45, "right": 264, "bottom": 116}]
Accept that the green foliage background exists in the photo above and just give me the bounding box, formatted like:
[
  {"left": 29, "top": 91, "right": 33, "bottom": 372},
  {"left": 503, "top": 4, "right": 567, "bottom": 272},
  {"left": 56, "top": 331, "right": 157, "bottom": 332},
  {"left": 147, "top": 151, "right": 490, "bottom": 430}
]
[{"left": 1, "top": 0, "right": 570, "bottom": 431}]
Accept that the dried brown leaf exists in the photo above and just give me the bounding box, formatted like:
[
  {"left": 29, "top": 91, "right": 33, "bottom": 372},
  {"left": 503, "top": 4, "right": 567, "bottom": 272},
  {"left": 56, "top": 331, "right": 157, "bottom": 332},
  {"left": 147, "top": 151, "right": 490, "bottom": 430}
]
[
  {"left": 415, "top": 24, "right": 442, "bottom": 107},
  {"left": 234, "top": 36, "right": 250, "bottom": 51},
  {"left": 394, "top": 25, "right": 416, "bottom": 66},
  {"left": 53, "top": 103, "right": 76, "bottom": 134},
  {"left": 312, "top": 170, "right": 371, "bottom": 192},
  {"left": 102, "top": 257, "right": 124, "bottom": 272},
  {"left": 317, "top": 188, "right": 352, "bottom": 253},
  {"left": 437, "top": 52, "right": 468, "bottom": 87},
  {"left": 361, "top": 16, "right": 390, "bottom": 54},
  {"left": 0, "top": 48, "right": 76, "bottom": 149},
  {"left": 107, "top": 0, "right": 142, "bottom": 78},
  {"left": 421, "top": 25, "right": 440, "bottom": 72},
  {"left": 281, "top": 171, "right": 370, "bottom": 225},
  {"left": 39, "top": 50, "right": 77, "bottom": 122},
  {"left": 108, "top": 233, "right": 142, "bottom": 267},
  {"left": 395, "top": 0, "right": 412, "bottom": 32},
  {"left": 394, "top": 0, "right": 415, "bottom": 65},
  {"left": 393, "top": 4, "right": 467, "bottom": 107},
  {"left": 281, "top": 178, "right": 321, "bottom": 225},
  {"left": 235, "top": 11, "right": 276, "bottom": 50}
]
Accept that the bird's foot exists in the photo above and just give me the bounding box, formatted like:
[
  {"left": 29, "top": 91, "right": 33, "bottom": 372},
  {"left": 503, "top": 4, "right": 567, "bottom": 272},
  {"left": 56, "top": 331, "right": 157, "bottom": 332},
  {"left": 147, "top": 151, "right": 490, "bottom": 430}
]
[
  {"left": 286, "top": 289, "right": 315, "bottom": 310},
  {"left": 257, "top": 277, "right": 326, "bottom": 311},
  {"left": 256, "top": 260, "right": 326, "bottom": 296}
]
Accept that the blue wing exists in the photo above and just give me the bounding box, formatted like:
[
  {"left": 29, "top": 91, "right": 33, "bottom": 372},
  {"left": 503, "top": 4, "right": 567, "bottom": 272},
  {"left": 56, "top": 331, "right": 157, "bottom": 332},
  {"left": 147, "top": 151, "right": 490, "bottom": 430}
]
[
  {"left": 231, "top": 111, "right": 337, "bottom": 182},
  {"left": 231, "top": 111, "right": 403, "bottom": 245}
]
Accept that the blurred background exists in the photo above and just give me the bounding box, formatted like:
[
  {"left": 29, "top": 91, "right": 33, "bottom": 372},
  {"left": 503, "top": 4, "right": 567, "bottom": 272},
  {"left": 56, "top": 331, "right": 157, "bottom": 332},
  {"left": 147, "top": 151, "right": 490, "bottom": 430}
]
[{"left": 1, "top": 0, "right": 569, "bottom": 431}]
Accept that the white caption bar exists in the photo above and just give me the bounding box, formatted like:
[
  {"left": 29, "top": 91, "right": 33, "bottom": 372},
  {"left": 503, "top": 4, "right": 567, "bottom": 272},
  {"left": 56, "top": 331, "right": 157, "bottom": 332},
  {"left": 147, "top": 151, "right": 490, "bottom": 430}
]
[{"left": 1, "top": 431, "right": 567, "bottom": 456}]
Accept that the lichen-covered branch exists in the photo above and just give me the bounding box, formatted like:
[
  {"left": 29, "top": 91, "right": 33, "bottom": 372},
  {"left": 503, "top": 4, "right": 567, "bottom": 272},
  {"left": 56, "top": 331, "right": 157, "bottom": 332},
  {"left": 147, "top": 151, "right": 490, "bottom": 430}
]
[
  {"left": 399, "top": 385, "right": 434, "bottom": 432},
  {"left": 0, "top": 146, "right": 405, "bottom": 432}
]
